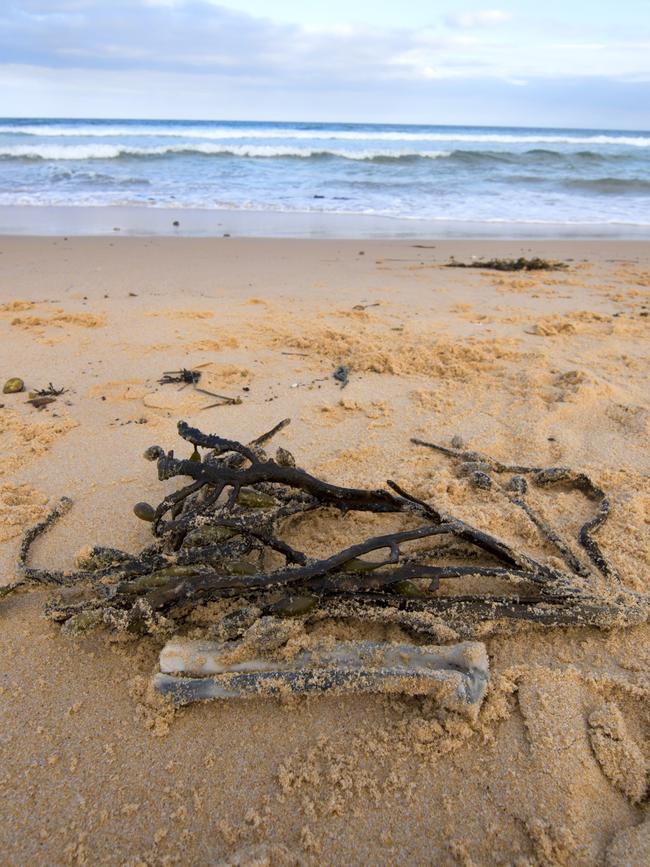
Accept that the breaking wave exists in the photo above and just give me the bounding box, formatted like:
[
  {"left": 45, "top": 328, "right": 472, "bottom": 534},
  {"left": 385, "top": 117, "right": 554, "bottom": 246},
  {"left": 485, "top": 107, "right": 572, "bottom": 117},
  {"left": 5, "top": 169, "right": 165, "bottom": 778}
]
[
  {"left": 1, "top": 122, "right": 650, "bottom": 147},
  {"left": 0, "top": 143, "right": 455, "bottom": 161},
  {"left": 0, "top": 143, "right": 642, "bottom": 165}
]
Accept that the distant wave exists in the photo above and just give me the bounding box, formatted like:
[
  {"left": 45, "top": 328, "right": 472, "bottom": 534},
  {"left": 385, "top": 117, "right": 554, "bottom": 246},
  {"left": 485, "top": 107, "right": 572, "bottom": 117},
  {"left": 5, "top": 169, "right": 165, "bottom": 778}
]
[
  {"left": 1, "top": 143, "right": 643, "bottom": 165},
  {"left": 1, "top": 123, "right": 649, "bottom": 147}
]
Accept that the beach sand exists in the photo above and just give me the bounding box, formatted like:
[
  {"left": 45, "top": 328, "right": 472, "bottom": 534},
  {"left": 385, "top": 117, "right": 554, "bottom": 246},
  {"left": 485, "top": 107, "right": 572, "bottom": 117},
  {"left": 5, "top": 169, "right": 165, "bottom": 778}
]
[{"left": 0, "top": 236, "right": 649, "bottom": 865}]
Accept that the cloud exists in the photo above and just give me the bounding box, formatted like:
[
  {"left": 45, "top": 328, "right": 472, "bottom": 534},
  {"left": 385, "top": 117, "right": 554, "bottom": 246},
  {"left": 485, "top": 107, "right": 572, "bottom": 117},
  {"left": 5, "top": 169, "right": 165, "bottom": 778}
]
[
  {"left": 0, "top": 0, "right": 648, "bottom": 96},
  {"left": 445, "top": 9, "right": 512, "bottom": 29}
]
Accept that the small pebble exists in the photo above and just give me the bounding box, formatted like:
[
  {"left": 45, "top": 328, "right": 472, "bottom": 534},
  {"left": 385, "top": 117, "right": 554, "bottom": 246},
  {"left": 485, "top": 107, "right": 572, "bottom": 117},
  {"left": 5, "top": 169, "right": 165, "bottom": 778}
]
[
  {"left": 3, "top": 377, "right": 24, "bottom": 394},
  {"left": 451, "top": 434, "right": 465, "bottom": 449},
  {"left": 133, "top": 502, "right": 156, "bottom": 522}
]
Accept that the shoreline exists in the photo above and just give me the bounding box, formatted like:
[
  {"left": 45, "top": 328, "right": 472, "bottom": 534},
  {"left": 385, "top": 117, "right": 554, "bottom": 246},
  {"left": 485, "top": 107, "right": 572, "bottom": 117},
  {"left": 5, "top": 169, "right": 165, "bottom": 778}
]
[{"left": 2, "top": 204, "right": 650, "bottom": 239}]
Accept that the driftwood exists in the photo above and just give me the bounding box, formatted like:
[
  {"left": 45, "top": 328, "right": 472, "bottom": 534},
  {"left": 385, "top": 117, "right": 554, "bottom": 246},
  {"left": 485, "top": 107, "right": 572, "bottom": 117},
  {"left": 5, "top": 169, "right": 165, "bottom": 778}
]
[{"left": 7, "top": 420, "right": 646, "bottom": 649}]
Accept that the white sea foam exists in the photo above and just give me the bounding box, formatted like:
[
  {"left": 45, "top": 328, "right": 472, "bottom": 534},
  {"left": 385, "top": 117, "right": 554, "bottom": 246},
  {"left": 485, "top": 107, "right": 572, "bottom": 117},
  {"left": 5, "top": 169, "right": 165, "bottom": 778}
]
[
  {"left": 0, "top": 143, "right": 453, "bottom": 161},
  {"left": 0, "top": 123, "right": 649, "bottom": 147}
]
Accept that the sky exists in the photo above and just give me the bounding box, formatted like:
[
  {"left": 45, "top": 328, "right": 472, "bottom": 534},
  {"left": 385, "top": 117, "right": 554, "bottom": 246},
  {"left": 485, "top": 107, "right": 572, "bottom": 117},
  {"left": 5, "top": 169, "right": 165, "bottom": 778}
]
[{"left": 1, "top": 1, "right": 649, "bottom": 128}]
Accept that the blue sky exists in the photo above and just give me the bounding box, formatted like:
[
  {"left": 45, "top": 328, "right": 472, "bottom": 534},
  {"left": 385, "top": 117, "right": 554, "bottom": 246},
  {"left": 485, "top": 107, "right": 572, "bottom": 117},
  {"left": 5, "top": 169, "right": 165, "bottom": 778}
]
[{"left": 1, "top": 1, "right": 649, "bottom": 128}]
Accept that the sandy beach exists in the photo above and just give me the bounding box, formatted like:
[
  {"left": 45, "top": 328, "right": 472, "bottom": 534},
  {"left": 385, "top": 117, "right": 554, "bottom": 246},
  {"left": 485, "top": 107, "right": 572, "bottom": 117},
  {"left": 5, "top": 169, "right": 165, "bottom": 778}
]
[{"left": 1, "top": 235, "right": 649, "bottom": 865}]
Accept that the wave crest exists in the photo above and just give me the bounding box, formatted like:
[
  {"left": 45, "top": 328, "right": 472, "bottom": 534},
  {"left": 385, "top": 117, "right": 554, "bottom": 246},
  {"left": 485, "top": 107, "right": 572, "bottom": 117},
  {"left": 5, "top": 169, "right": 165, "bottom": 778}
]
[{"left": 0, "top": 143, "right": 454, "bottom": 161}]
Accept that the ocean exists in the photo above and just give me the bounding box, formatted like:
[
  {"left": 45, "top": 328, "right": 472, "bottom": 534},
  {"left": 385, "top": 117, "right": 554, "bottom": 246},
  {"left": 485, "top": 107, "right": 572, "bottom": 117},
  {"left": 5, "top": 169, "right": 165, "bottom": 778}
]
[{"left": 1, "top": 118, "right": 649, "bottom": 230}]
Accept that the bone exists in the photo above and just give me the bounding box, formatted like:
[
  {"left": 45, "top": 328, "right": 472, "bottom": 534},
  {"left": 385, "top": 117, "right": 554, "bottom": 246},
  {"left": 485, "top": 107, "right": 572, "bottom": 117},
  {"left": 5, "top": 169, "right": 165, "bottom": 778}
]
[{"left": 154, "top": 638, "right": 490, "bottom": 714}]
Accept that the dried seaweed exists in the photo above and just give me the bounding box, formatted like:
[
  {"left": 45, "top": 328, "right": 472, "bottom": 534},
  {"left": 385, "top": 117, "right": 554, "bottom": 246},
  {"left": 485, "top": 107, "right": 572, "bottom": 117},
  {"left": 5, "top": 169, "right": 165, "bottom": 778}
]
[
  {"left": 32, "top": 383, "right": 66, "bottom": 397},
  {"left": 446, "top": 257, "right": 567, "bottom": 272},
  {"left": 8, "top": 421, "right": 646, "bottom": 646}
]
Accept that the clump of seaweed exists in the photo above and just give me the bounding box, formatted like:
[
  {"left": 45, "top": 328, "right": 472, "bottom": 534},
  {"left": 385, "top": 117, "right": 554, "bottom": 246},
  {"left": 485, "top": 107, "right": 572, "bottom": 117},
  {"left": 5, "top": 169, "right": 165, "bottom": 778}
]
[
  {"left": 446, "top": 257, "right": 567, "bottom": 272},
  {"left": 6, "top": 420, "right": 646, "bottom": 646},
  {"left": 31, "top": 383, "right": 67, "bottom": 397},
  {"left": 158, "top": 367, "right": 242, "bottom": 408},
  {"left": 26, "top": 382, "right": 67, "bottom": 409}
]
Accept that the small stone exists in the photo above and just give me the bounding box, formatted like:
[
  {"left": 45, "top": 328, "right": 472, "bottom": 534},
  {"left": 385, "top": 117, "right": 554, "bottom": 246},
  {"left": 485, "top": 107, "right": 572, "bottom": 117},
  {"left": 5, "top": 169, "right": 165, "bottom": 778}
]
[
  {"left": 451, "top": 434, "right": 465, "bottom": 449},
  {"left": 3, "top": 377, "right": 24, "bottom": 394},
  {"left": 133, "top": 502, "right": 156, "bottom": 522}
]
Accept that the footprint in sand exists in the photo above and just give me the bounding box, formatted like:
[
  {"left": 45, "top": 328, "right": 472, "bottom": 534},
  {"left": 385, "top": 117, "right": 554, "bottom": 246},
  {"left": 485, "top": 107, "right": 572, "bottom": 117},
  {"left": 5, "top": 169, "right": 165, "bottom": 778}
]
[{"left": 588, "top": 703, "right": 649, "bottom": 804}]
